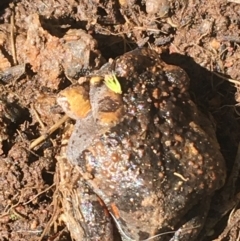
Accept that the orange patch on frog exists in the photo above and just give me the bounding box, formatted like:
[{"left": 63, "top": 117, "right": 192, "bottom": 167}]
[
  {"left": 97, "top": 111, "right": 122, "bottom": 126},
  {"left": 96, "top": 89, "right": 124, "bottom": 127},
  {"left": 57, "top": 85, "right": 91, "bottom": 120},
  {"left": 110, "top": 203, "right": 120, "bottom": 219}
]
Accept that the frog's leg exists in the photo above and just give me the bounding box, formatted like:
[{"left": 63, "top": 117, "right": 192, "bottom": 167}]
[
  {"left": 58, "top": 156, "right": 114, "bottom": 241},
  {"left": 76, "top": 178, "right": 114, "bottom": 241},
  {"left": 198, "top": 143, "right": 240, "bottom": 240},
  {"left": 169, "top": 197, "right": 211, "bottom": 241}
]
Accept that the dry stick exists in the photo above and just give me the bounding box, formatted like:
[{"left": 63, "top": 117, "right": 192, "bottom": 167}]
[
  {"left": 227, "top": 203, "right": 238, "bottom": 226},
  {"left": 227, "top": 0, "right": 240, "bottom": 3},
  {"left": 38, "top": 178, "right": 61, "bottom": 241},
  {"left": 0, "top": 184, "right": 55, "bottom": 219},
  {"left": 216, "top": 198, "right": 240, "bottom": 241},
  {"left": 1, "top": 193, "right": 20, "bottom": 217},
  {"left": 228, "top": 143, "right": 240, "bottom": 196},
  {"left": 237, "top": 231, "right": 240, "bottom": 241},
  {"left": 31, "top": 104, "right": 46, "bottom": 129},
  {"left": 37, "top": 202, "right": 60, "bottom": 241},
  {"left": 23, "top": 184, "right": 55, "bottom": 205},
  {"left": 213, "top": 71, "right": 240, "bottom": 85},
  {"left": 208, "top": 145, "right": 240, "bottom": 241},
  {"left": 29, "top": 115, "right": 69, "bottom": 150},
  {"left": 10, "top": 5, "right": 17, "bottom": 65}
]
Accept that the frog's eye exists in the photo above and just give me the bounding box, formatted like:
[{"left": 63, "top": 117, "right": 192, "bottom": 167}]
[
  {"left": 104, "top": 72, "right": 122, "bottom": 94},
  {"left": 57, "top": 85, "right": 91, "bottom": 120},
  {"left": 90, "top": 76, "right": 102, "bottom": 85}
]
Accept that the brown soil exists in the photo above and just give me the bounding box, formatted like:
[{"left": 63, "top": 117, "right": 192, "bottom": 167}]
[{"left": 0, "top": 0, "right": 240, "bottom": 241}]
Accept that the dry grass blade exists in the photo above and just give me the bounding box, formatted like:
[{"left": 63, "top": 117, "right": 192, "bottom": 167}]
[
  {"left": 213, "top": 72, "right": 240, "bottom": 86},
  {"left": 29, "top": 115, "right": 70, "bottom": 150}
]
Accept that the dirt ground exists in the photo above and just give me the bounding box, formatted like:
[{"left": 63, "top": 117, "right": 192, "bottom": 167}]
[{"left": 0, "top": 0, "right": 240, "bottom": 241}]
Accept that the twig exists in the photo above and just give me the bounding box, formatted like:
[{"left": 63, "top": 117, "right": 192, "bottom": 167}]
[
  {"left": 213, "top": 72, "right": 240, "bottom": 85},
  {"left": 37, "top": 177, "right": 61, "bottom": 241},
  {"left": 31, "top": 104, "right": 45, "bottom": 129},
  {"left": 0, "top": 194, "right": 22, "bottom": 218},
  {"left": 237, "top": 230, "right": 240, "bottom": 241},
  {"left": 173, "top": 172, "right": 188, "bottom": 181},
  {"left": 23, "top": 184, "right": 55, "bottom": 205},
  {"left": 29, "top": 115, "right": 70, "bottom": 150},
  {"left": 227, "top": 0, "right": 240, "bottom": 3},
  {"left": 10, "top": 4, "right": 17, "bottom": 65},
  {"left": 134, "top": 26, "right": 163, "bottom": 33}
]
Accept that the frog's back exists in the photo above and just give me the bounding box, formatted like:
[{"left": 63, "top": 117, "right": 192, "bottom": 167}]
[{"left": 67, "top": 48, "right": 226, "bottom": 240}]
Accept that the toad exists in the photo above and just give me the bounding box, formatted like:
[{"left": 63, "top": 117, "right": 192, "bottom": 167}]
[{"left": 57, "top": 48, "right": 226, "bottom": 241}]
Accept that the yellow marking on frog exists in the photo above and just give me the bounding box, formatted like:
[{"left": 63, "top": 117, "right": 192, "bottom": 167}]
[{"left": 104, "top": 72, "right": 122, "bottom": 94}]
